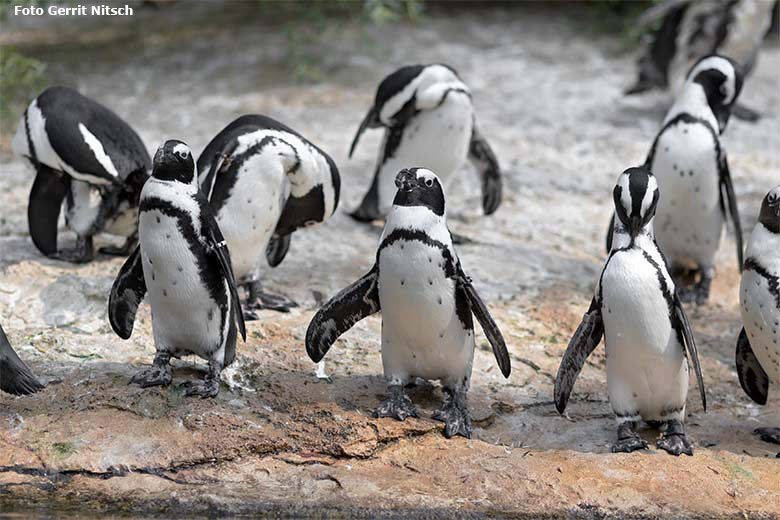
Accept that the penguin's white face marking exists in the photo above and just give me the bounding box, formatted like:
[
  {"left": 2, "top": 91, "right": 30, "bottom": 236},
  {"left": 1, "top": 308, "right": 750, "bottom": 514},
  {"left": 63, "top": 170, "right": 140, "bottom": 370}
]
[
  {"left": 759, "top": 185, "right": 780, "bottom": 234},
  {"left": 152, "top": 140, "right": 197, "bottom": 188},
  {"left": 683, "top": 55, "right": 743, "bottom": 132},
  {"left": 613, "top": 166, "right": 659, "bottom": 241},
  {"left": 392, "top": 167, "right": 446, "bottom": 216}
]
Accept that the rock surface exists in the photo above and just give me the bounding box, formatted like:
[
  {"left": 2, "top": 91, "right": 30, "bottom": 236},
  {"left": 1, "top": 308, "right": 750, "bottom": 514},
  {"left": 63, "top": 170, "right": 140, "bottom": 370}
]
[{"left": 1, "top": 3, "right": 779, "bottom": 518}]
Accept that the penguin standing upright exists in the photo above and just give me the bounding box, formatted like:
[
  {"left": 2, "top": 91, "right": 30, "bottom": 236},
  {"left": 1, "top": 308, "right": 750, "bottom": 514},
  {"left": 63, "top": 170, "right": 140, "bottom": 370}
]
[
  {"left": 1, "top": 323, "right": 44, "bottom": 396},
  {"left": 608, "top": 55, "right": 745, "bottom": 304},
  {"left": 558, "top": 166, "right": 705, "bottom": 456},
  {"left": 12, "top": 86, "right": 151, "bottom": 262},
  {"left": 735, "top": 185, "right": 780, "bottom": 445},
  {"left": 306, "top": 168, "right": 510, "bottom": 438},
  {"left": 109, "top": 140, "right": 245, "bottom": 397},
  {"left": 197, "top": 115, "right": 340, "bottom": 317},
  {"left": 626, "top": 0, "right": 775, "bottom": 121},
  {"left": 348, "top": 64, "right": 502, "bottom": 223}
]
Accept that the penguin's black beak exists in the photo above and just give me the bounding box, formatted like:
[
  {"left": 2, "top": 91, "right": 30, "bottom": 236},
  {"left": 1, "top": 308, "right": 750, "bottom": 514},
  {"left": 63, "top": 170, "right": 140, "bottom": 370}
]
[
  {"left": 349, "top": 107, "right": 381, "bottom": 158},
  {"left": 629, "top": 215, "right": 643, "bottom": 238},
  {"left": 715, "top": 109, "right": 730, "bottom": 134},
  {"left": 394, "top": 169, "right": 417, "bottom": 192}
]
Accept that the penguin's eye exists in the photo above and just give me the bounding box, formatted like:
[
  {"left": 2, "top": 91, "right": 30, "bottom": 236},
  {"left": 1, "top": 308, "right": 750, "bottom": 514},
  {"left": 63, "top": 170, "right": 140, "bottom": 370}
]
[
  {"left": 425, "top": 178, "right": 434, "bottom": 188},
  {"left": 177, "top": 150, "right": 190, "bottom": 160}
]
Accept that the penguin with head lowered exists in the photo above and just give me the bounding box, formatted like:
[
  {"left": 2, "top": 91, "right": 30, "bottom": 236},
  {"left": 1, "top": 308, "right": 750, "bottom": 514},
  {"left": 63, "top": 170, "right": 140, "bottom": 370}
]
[
  {"left": 306, "top": 168, "right": 510, "bottom": 438},
  {"left": 735, "top": 185, "right": 780, "bottom": 446},
  {"left": 348, "top": 64, "right": 502, "bottom": 224},
  {"left": 109, "top": 140, "right": 246, "bottom": 397},
  {"left": 13, "top": 86, "right": 151, "bottom": 262},
  {"left": 197, "top": 115, "right": 340, "bottom": 317},
  {"left": 626, "top": 0, "right": 774, "bottom": 121},
  {"left": 608, "top": 55, "right": 745, "bottom": 305},
  {"left": 559, "top": 166, "right": 706, "bottom": 455},
  {"left": 1, "top": 323, "right": 44, "bottom": 396}
]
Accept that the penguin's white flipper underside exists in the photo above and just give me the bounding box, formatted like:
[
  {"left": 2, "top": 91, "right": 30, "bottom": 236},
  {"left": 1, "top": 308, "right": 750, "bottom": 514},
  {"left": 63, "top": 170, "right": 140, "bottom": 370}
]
[
  {"left": 467, "top": 122, "right": 502, "bottom": 216},
  {"left": 108, "top": 245, "right": 147, "bottom": 339},
  {"left": 718, "top": 153, "right": 744, "bottom": 271},
  {"left": 28, "top": 164, "right": 71, "bottom": 256},
  {"left": 554, "top": 298, "right": 604, "bottom": 414},
  {"left": 735, "top": 327, "right": 769, "bottom": 405},
  {"left": 673, "top": 292, "right": 706, "bottom": 411},
  {"left": 0, "top": 324, "right": 44, "bottom": 395},
  {"left": 456, "top": 268, "right": 510, "bottom": 377},
  {"left": 306, "top": 266, "right": 381, "bottom": 363}
]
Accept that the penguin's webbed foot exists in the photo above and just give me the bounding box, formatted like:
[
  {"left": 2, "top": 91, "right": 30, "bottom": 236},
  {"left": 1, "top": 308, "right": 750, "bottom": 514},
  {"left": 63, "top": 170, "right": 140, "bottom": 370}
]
[
  {"left": 247, "top": 282, "right": 298, "bottom": 314},
  {"left": 374, "top": 384, "right": 418, "bottom": 421},
  {"left": 611, "top": 421, "right": 648, "bottom": 453},
  {"left": 129, "top": 365, "right": 172, "bottom": 388},
  {"left": 179, "top": 378, "right": 220, "bottom": 398},
  {"left": 51, "top": 237, "right": 95, "bottom": 263},
  {"left": 677, "top": 280, "right": 711, "bottom": 305},
  {"left": 433, "top": 388, "right": 472, "bottom": 439},
  {"left": 450, "top": 232, "right": 476, "bottom": 245},
  {"left": 656, "top": 419, "right": 693, "bottom": 456},
  {"left": 754, "top": 427, "right": 780, "bottom": 445}
]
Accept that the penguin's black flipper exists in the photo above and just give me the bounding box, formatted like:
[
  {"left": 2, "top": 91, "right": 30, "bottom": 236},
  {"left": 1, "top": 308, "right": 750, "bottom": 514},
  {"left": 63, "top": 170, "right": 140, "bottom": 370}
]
[
  {"left": 468, "top": 122, "right": 502, "bottom": 216},
  {"left": 673, "top": 292, "right": 706, "bottom": 411},
  {"left": 735, "top": 327, "right": 769, "bottom": 405},
  {"left": 0, "top": 324, "right": 44, "bottom": 395},
  {"left": 266, "top": 233, "right": 292, "bottom": 268},
  {"left": 108, "top": 246, "right": 147, "bottom": 339},
  {"left": 305, "top": 266, "right": 381, "bottom": 363},
  {"left": 456, "top": 268, "right": 510, "bottom": 378},
  {"left": 554, "top": 298, "right": 604, "bottom": 414},
  {"left": 28, "top": 164, "right": 71, "bottom": 257},
  {"left": 718, "top": 154, "right": 744, "bottom": 270},
  {"left": 202, "top": 212, "right": 246, "bottom": 344}
]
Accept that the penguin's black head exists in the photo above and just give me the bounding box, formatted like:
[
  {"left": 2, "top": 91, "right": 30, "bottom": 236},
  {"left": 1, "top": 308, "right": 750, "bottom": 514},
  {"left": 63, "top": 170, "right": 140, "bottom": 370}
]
[
  {"left": 687, "top": 55, "right": 743, "bottom": 133},
  {"left": 759, "top": 185, "right": 780, "bottom": 234},
  {"left": 152, "top": 140, "right": 196, "bottom": 185},
  {"left": 613, "top": 166, "right": 659, "bottom": 241},
  {"left": 392, "top": 167, "right": 445, "bottom": 216}
]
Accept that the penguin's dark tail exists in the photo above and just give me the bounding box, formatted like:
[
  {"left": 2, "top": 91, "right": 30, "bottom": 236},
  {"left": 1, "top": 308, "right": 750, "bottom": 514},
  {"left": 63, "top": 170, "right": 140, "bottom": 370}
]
[{"left": 1, "top": 326, "right": 44, "bottom": 396}]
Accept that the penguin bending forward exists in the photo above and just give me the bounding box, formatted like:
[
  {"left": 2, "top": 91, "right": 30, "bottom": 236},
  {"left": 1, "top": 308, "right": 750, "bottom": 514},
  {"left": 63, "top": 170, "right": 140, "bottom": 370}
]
[
  {"left": 559, "top": 166, "right": 706, "bottom": 455},
  {"left": 1, "top": 323, "right": 44, "bottom": 396},
  {"left": 608, "top": 55, "right": 744, "bottom": 305},
  {"left": 197, "top": 115, "right": 340, "bottom": 317},
  {"left": 348, "top": 64, "right": 502, "bottom": 223},
  {"left": 626, "top": 0, "right": 774, "bottom": 121},
  {"left": 306, "top": 168, "right": 510, "bottom": 438},
  {"left": 735, "top": 185, "right": 780, "bottom": 445},
  {"left": 12, "top": 86, "right": 151, "bottom": 262},
  {"left": 109, "top": 141, "right": 246, "bottom": 397}
]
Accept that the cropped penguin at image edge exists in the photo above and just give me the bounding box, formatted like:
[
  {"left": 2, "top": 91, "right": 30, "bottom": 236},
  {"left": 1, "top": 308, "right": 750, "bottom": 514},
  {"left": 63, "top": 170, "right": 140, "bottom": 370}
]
[
  {"left": 348, "top": 64, "right": 502, "bottom": 227},
  {"left": 109, "top": 140, "right": 245, "bottom": 398},
  {"left": 1, "top": 323, "right": 44, "bottom": 396},
  {"left": 306, "top": 167, "right": 510, "bottom": 438},
  {"left": 12, "top": 86, "right": 151, "bottom": 262}
]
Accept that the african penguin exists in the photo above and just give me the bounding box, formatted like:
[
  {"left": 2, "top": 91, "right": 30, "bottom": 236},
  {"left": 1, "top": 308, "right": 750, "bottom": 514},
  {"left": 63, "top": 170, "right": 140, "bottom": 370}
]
[
  {"left": 626, "top": 0, "right": 774, "bottom": 121},
  {"left": 608, "top": 55, "right": 745, "bottom": 305},
  {"left": 197, "top": 115, "right": 340, "bottom": 317},
  {"left": 348, "top": 64, "right": 502, "bottom": 223},
  {"left": 306, "top": 167, "right": 510, "bottom": 438},
  {"left": 1, "top": 323, "right": 44, "bottom": 396},
  {"left": 109, "top": 140, "right": 246, "bottom": 398},
  {"left": 735, "top": 185, "right": 780, "bottom": 445},
  {"left": 12, "top": 86, "right": 151, "bottom": 262},
  {"left": 558, "top": 166, "right": 706, "bottom": 456}
]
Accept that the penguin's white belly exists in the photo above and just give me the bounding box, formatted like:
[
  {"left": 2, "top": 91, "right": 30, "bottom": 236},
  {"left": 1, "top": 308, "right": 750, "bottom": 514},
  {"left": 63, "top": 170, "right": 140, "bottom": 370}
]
[
  {"left": 214, "top": 154, "right": 287, "bottom": 282},
  {"left": 601, "top": 250, "right": 688, "bottom": 419},
  {"left": 741, "top": 270, "right": 780, "bottom": 384},
  {"left": 65, "top": 181, "right": 102, "bottom": 236},
  {"left": 377, "top": 95, "right": 473, "bottom": 212},
  {"left": 139, "top": 211, "right": 224, "bottom": 360},
  {"left": 378, "top": 241, "right": 473, "bottom": 383},
  {"left": 652, "top": 123, "right": 723, "bottom": 268}
]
